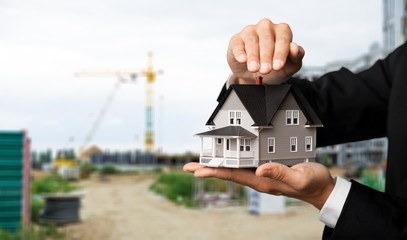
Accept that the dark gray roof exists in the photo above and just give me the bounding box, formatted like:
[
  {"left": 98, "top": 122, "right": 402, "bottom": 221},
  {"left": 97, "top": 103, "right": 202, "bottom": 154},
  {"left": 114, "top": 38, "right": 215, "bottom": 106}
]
[
  {"left": 195, "top": 126, "right": 257, "bottom": 138},
  {"left": 206, "top": 84, "right": 322, "bottom": 127}
]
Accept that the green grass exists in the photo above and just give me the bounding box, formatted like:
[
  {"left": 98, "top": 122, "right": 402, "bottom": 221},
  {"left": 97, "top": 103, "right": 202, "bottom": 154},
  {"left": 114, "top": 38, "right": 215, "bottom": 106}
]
[{"left": 0, "top": 224, "right": 66, "bottom": 240}]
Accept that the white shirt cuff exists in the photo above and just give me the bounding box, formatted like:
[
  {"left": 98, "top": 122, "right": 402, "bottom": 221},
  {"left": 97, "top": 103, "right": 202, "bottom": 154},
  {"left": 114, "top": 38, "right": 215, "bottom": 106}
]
[{"left": 319, "top": 177, "right": 352, "bottom": 228}]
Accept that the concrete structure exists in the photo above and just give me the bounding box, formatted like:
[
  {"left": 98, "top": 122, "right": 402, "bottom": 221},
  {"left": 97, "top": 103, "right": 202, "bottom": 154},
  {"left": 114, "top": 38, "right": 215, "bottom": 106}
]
[
  {"left": 383, "top": 0, "right": 407, "bottom": 54},
  {"left": 247, "top": 187, "right": 286, "bottom": 215}
]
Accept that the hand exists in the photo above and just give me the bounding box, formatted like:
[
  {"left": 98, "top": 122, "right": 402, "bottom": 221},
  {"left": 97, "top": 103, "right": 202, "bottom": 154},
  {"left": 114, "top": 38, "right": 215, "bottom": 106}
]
[
  {"left": 228, "top": 18, "right": 305, "bottom": 85},
  {"left": 183, "top": 162, "right": 335, "bottom": 210}
]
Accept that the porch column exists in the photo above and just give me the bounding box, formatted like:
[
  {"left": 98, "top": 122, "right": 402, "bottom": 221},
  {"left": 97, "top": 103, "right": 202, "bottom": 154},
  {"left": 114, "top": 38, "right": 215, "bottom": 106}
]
[
  {"left": 212, "top": 138, "right": 216, "bottom": 157},
  {"left": 237, "top": 138, "right": 240, "bottom": 159},
  {"left": 223, "top": 138, "right": 227, "bottom": 158},
  {"left": 200, "top": 136, "right": 203, "bottom": 157}
]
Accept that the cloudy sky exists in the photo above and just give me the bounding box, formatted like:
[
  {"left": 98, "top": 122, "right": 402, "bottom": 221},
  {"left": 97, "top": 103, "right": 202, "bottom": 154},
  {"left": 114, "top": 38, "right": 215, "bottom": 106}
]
[{"left": 0, "top": 0, "right": 382, "bottom": 154}]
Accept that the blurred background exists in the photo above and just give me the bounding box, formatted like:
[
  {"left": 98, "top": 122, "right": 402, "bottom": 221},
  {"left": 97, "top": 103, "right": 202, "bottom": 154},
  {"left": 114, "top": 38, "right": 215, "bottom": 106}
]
[{"left": 0, "top": 0, "right": 405, "bottom": 239}]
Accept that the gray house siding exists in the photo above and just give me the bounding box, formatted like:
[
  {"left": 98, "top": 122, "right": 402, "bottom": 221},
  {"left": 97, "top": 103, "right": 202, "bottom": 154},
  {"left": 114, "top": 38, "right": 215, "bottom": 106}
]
[
  {"left": 258, "top": 93, "right": 317, "bottom": 162},
  {"left": 212, "top": 90, "right": 259, "bottom": 153},
  {"left": 213, "top": 91, "right": 255, "bottom": 131}
]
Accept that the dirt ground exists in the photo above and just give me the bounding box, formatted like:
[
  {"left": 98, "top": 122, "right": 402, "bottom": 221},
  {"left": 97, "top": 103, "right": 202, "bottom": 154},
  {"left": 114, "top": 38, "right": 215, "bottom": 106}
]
[{"left": 59, "top": 173, "right": 327, "bottom": 240}]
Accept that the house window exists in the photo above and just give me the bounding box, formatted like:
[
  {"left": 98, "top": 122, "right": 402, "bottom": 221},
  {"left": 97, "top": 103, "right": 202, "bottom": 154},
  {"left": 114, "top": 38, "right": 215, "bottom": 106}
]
[
  {"left": 226, "top": 139, "right": 230, "bottom": 150},
  {"left": 217, "top": 138, "right": 222, "bottom": 145},
  {"left": 290, "top": 137, "right": 297, "bottom": 152},
  {"left": 229, "top": 111, "right": 242, "bottom": 125},
  {"left": 268, "top": 137, "right": 275, "bottom": 153},
  {"left": 286, "top": 110, "right": 299, "bottom": 125},
  {"left": 240, "top": 139, "right": 251, "bottom": 151},
  {"left": 236, "top": 111, "right": 242, "bottom": 124},
  {"left": 305, "top": 136, "right": 312, "bottom": 151}
]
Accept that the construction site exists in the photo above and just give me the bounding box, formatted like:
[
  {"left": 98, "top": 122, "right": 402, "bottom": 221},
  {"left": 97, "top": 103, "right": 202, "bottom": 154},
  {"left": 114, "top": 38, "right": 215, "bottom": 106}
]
[{"left": 0, "top": 0, "right": 401, "bottom": 239}]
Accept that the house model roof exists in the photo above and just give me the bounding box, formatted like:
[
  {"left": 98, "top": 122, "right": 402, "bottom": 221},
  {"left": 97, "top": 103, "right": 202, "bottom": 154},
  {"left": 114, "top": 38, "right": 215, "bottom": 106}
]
[
  {"left": 206, "top": 84, "right": 323, "bottom": 127},
  {"left": 195, "top": 126, "right": 257, "bottom": 138}
]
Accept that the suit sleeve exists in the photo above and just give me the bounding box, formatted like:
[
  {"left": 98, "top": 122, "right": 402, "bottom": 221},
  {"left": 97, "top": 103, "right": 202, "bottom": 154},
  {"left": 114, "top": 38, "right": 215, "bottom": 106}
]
[
  {"left": 322, "top": 181, "right": 407, "bottom": 239},
  {"left": 287, "top": 58, "right": 391, "bottom": 147},
  {"left": 288, "top": 43, "right": 407, "bottom": 239}
]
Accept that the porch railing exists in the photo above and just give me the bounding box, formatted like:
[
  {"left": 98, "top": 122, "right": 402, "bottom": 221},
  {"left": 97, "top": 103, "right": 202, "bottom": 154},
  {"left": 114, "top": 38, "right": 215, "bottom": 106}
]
[{"left": 202, "top": 149, "right": 254, "bottom": 158}]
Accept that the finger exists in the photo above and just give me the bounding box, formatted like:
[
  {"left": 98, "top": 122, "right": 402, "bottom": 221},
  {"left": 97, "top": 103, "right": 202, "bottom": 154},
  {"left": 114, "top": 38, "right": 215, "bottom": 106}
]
[
  {"left": 241, "top": 26, "right": 260, "bottom": 72},
  {"left": 183, "top": 162, "right": 205, "bottom": 173},
  {"left": 272, "top": 23, "right": 292, "bottom": 71},
  {"left": 257, "top": 21, "right": 274, "bottom": 74},
  {"left": 229, "top": 35, "right": 247, "bottom": 63},
  {"left": 193, "top": 167, "right": 258, "bottom": 185},
  {"left": 195, "top": 166, "right": 295, "bottom": 196}
]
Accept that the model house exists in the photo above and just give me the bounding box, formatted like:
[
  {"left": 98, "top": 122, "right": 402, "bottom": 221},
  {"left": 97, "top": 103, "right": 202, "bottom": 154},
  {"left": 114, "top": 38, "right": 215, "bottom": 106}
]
[{"left": 196, "top": 83, "right": 323, "bottom": 168}]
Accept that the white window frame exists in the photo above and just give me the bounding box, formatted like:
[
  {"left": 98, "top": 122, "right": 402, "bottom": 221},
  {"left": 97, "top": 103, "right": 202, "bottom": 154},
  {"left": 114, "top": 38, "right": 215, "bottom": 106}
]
[
  {"left": 217, "top": 138, "right": 222, "bottom": 145},
  {"left": 268, "top": 137, "right": 275, "bottom": 153},
  {"left": 240, "top": 139, "right": 251, "bottom": 152},
  {"left": 286, "top": 110, "right": 299, "bottom": 125},
  {"left": 305, "top": 136, "right": 312, "bottom": 151},
  {"left": 290, "top": 137, "right": 297, "bottom": 152},
  {"left": 229, "top": 110, "right": 242, "bottom": 125},
  {"left": 236, "top": 111, "right": 242, "bottom": 125}
]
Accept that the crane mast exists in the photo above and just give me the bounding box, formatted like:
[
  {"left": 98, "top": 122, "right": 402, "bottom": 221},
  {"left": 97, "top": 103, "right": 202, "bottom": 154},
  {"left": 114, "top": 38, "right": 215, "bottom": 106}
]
[
  {"left": 75, "top": 52, "right": 160, "bottom": 153},
  {"left": 145, "top": 52, "right": 155, "bottom": 153}
]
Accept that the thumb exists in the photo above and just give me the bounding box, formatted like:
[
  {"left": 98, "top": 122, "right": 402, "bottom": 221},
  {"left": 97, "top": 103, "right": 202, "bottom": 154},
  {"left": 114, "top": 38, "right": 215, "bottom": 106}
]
[
  {"left": 288, "top": 42, "right": 305, "bottom": 64},
  {"left": 255, "top": 163, "right": 298, "bottom": 185}
]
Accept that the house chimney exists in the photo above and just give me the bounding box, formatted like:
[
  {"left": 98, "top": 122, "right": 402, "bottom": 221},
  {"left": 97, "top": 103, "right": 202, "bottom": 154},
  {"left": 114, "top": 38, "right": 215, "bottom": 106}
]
[{"left": 256, "top": 76, "right": 263, "bottom": 85}]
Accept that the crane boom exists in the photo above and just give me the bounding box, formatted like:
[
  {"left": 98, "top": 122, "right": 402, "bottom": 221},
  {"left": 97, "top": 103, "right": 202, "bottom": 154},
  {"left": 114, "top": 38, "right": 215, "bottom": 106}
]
[
  {"left": 75, "top": 52, "right": 161, "bottom": 154},
  {"left": 80, "top": 80, "right": 122, "bottom": 152}
]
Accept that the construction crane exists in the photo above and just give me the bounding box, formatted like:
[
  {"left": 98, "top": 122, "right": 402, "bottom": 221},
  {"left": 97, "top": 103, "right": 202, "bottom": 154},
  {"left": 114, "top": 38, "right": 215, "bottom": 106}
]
[{"left": 75, "top": 52, "right": 161, "bottom": 154}]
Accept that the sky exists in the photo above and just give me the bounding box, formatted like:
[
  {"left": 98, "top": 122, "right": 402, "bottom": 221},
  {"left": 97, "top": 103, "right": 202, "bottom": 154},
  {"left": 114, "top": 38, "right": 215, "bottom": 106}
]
[{"left": 0, "top": 0, "right": 382, "bottom": 154}]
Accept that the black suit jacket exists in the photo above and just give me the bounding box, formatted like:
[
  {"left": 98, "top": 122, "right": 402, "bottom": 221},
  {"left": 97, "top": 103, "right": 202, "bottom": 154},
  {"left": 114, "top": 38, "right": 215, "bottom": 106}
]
[{"left": 287, "top": 42, "right": 407, "bottom": 239}]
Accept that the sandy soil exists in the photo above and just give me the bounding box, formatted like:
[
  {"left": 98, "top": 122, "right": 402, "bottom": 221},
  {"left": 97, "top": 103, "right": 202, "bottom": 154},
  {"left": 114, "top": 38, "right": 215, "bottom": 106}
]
[{"left": 62, "top": 174, "right": 325, "bottom": 240}]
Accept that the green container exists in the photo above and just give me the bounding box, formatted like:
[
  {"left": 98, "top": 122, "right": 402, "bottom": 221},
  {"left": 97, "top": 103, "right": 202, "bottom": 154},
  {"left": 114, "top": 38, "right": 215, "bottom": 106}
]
[
  {"left": 0, "top": 221, "right": 21, "bottom": 231},
  {"left": 0, "top": 131, "right": 25, "bottom": 233}
]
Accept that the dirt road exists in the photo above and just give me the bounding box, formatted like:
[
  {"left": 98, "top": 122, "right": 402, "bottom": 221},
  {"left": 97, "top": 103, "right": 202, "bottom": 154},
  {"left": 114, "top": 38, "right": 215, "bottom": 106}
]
[{"left": 63, "top": 175, "right": 324, "bottom": 240}]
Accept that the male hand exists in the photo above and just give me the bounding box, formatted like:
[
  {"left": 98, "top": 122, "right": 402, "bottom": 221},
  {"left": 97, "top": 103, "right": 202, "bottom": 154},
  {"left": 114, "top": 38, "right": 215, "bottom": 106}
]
[
  {"left": 228, "top": 18, "right": 305, "bottom": 85},
  {"left": 183, "top": 162, "right": 335, "bottom": 210}
]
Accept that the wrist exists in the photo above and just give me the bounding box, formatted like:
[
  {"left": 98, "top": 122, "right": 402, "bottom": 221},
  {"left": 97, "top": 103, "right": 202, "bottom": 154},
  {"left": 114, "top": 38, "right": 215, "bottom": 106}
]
[{"left": 310, "top": 177, "right": 336, "bottom": 210}]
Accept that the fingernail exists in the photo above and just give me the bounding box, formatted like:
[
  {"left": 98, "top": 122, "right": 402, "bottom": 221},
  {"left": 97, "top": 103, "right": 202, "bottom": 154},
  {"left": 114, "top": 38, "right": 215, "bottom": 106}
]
[
  {"left": 248, "top": 61, "right": 259, "bottom": 71},
  {"left": 260, "top": 63, "right": 271, "bottom": 73},
  {"left": 273, "top": 60, "right": 283, "bottom": 70}
]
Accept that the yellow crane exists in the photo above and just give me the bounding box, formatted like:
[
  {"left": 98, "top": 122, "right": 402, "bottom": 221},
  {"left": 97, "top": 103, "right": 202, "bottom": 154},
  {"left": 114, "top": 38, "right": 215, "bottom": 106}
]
[{"left": 75, "top": 52, "right": 161, "bottom": 155}]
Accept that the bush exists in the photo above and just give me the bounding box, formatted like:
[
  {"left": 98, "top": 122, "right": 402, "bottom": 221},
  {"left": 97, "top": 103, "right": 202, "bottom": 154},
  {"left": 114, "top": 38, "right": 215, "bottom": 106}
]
[
  {"left": 80, "top": 163, "right": 97, "bottom": 174},
  {"left": 31, "top": 195, "right": 44, "bottom": 222},
  {"left": 360, "top": 169, "right": 385, "bottom": 192},
  {"left": 99, "top": 165, "right": 118, "bottom": 175},
  {"left": 31, "top": 174, "right": 78, "bottom": 195},
  {"left": 150, "top": 172, "right": 194, "bottom": 206}
]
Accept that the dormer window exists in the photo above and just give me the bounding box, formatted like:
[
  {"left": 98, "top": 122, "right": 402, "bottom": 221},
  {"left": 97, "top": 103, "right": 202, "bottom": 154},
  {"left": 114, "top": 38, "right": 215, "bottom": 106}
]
[
  {"left": 286, "top": 110, "right": 299, "bottom": 125},
  {"left": 229, "top": 111, "right": 242, "bottom": 125}
]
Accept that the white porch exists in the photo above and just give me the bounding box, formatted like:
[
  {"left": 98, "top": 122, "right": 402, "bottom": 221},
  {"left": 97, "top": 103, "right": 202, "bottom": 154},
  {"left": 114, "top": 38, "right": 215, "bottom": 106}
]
[
  {"left": 199, "top": 137, "right": 257, "bottom": 168},
  {"left": 195, "top": 126, "right": 258, "bottom": 168}
]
